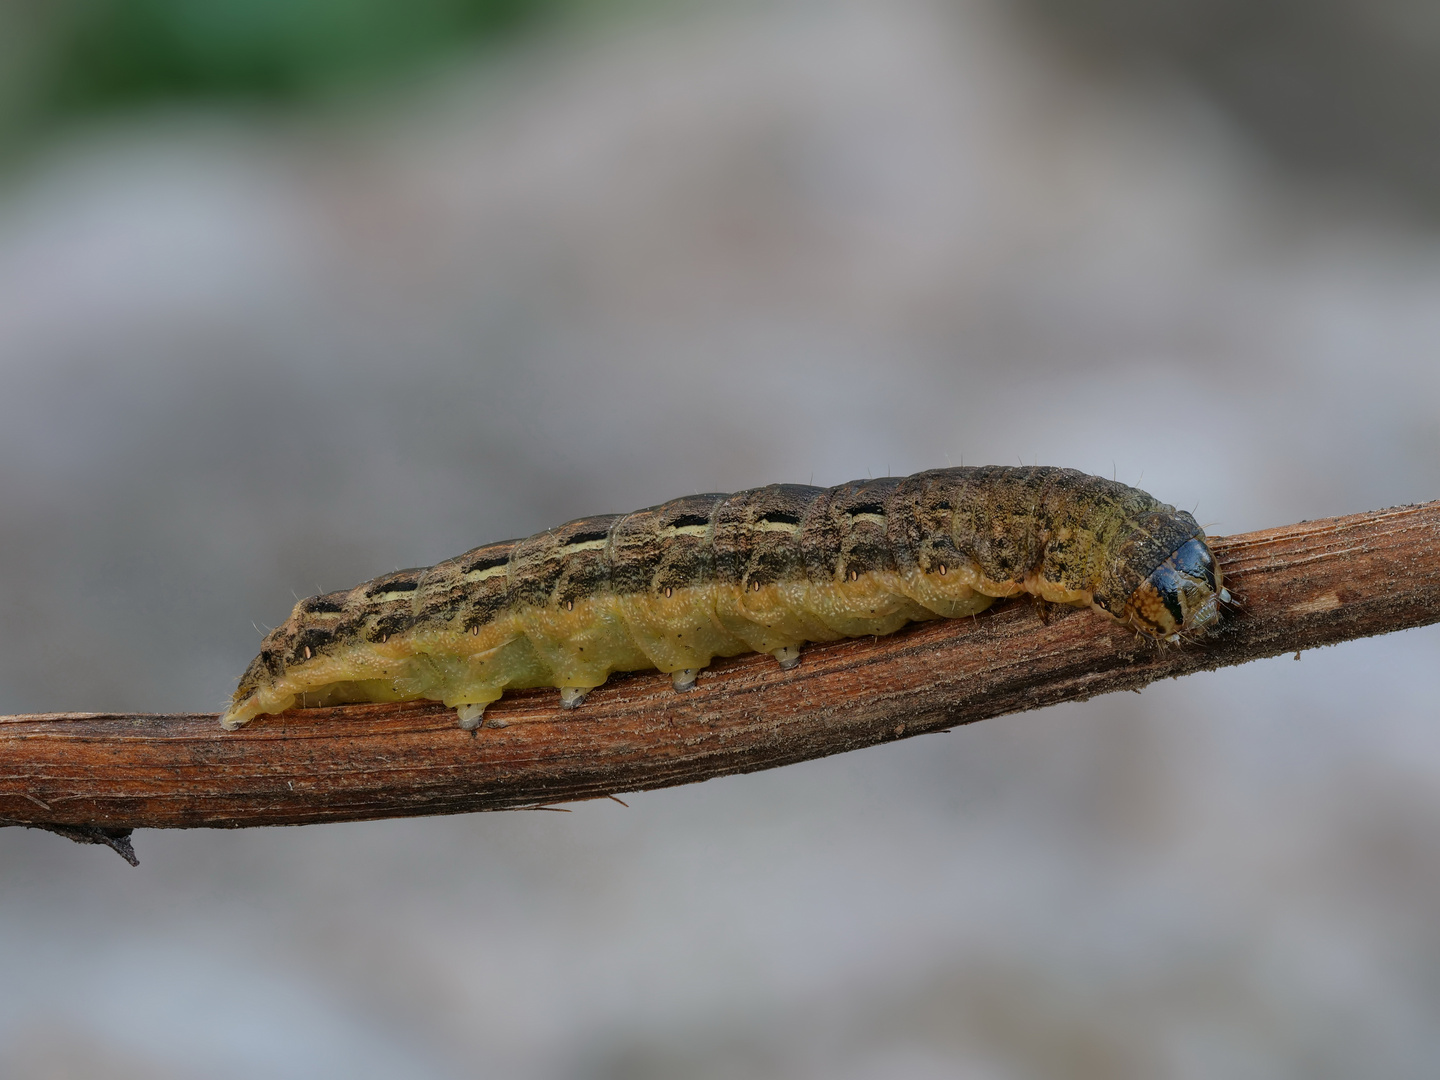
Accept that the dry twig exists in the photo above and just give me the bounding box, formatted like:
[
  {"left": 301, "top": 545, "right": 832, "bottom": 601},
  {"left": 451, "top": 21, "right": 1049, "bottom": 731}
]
[{"left": 3, "top": 502, "right": 1438, "bottom": 857}]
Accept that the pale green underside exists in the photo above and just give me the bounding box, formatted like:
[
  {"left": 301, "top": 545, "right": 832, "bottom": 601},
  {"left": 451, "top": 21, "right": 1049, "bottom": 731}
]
[{"left": 222, "top": 566, "right": 1091, "bottom": 728}]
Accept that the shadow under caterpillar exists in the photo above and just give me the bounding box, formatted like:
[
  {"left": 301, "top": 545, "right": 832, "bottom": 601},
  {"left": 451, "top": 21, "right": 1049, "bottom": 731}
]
[{"left": 222, "top": 466, "right": 1230, "bottom": 731}]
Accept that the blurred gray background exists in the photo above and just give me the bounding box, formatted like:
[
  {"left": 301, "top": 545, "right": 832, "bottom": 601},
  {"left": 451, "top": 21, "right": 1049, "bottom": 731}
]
[{"left": 2, "top": 0, "right": 1439, "bottom": 1076}]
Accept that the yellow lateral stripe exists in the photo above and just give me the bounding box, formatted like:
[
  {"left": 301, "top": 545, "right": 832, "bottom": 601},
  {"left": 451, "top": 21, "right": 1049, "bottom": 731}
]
[
  {"left": 464, "top": 565, "right": 507, "bottom": 583},
  {"left": 229, "top": 561, "right": 1099, "bottom": 731}
]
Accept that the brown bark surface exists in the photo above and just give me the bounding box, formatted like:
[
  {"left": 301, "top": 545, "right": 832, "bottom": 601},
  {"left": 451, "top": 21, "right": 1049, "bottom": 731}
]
[{"left": 3, "top": 502, "right": 1438, "bottom": 838}]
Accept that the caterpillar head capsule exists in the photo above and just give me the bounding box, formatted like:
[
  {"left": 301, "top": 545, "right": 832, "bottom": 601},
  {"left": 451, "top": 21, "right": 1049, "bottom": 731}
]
[{"left": 1121, "top": 537, "right": 1230, "bottom": 641}]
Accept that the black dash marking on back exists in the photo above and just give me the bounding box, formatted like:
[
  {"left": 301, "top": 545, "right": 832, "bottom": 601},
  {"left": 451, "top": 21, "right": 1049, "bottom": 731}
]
[
  {"left": 465, "top": 555, "right": 510, "bottom": 573},
  {"left": 563, "top": 528, "right": 612, "bottom": 546},
  {"left": 367, "top": 578, "right": 420, "bottom": 596}
]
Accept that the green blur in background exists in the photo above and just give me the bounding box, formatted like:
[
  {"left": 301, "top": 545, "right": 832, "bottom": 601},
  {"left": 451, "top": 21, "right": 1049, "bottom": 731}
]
[
  {"left": 7, "top": 0, "right": 1440, "bottom": 214},
  {"left": 58, "top": 0, "right": 555, "bottom": 100},
  {"left": 1, "top": 0, "right": 567, "bottom": 150}
]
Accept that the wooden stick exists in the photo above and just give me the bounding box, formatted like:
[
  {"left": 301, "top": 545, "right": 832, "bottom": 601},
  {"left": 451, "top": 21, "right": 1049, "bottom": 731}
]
[{"left": 3, "top": 502, "right": 1439, "bottom": 850}]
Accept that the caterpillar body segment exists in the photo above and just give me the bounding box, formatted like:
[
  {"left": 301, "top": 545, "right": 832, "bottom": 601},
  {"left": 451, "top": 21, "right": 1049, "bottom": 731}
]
[{"left": 223, "top": 467, "right": 1228, "bottom": 730}]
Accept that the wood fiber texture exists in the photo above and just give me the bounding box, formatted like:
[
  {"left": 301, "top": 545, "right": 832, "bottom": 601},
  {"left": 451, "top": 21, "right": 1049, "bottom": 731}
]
[{"left": 2, "top": 501, "right": 1438, "bottom": 833}]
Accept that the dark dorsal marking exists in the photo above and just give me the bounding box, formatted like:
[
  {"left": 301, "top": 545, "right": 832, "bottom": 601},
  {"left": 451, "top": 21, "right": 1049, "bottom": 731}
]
[
  {"left": 300, "top": 594, "right": 346, "bottom": 615},
  {"left": 367, "top": 577, "right": 420, "bottom": 597},
  {"left": 563, "top": 528, "right": 612, "bottom": 548},
  {"left": 757, "top": 510, "right": 801, "bottom": 526},
  {"left": 465, "top": 554, "right": 509, "bottom": 573},
  {"left": 669, "top": 513, "right": 713, "bottom": 530}
]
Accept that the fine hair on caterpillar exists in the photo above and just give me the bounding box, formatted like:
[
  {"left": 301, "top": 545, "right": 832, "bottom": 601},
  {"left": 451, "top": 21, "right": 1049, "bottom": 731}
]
[{"left": 222, "top": 466, "right": 1231, "bottom": 731}]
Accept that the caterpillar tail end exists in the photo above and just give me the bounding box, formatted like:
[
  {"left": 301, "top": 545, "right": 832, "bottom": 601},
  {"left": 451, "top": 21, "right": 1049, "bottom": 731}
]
[
  {"left": 222, "top": 648, "right": 291, "bottom": 730},
  {"left": 219, "top": 694, "right": 275, "bottom": 730}
]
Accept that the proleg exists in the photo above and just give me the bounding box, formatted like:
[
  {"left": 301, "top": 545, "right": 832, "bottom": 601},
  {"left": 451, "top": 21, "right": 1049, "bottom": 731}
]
[{"left": 222, "top": 466, "right": 1228, "bottom": 730}]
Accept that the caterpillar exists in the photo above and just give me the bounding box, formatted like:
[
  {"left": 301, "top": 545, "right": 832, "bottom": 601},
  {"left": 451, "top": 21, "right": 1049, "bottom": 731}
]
[{"left": 222, "top": 466, "right": 1230, "bottom": 731}]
